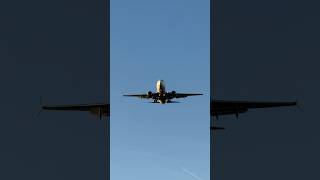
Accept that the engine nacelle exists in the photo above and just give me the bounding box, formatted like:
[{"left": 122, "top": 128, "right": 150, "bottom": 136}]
[
  {"left": 147, "top": 91, "right": 153, "bottom": 98},
  {"left": 171, "top": 91, "right": 176, "bottom": 98}
]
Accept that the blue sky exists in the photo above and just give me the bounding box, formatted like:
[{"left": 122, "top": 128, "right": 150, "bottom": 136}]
[{"left": 110, "top": 0, "right": 210, "bottom": 180}]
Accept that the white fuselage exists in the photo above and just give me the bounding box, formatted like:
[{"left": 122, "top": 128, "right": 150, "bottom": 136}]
[{"left": 156, "top": 80, "right": 166, "bottom": 93}]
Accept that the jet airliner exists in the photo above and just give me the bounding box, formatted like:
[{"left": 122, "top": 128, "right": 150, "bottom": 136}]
[
  {"left": 40, "top": 80, "right": 296, "bottom": 120},
  {"left": 123, "top": 80, "right": 203, "bottom": 104}
]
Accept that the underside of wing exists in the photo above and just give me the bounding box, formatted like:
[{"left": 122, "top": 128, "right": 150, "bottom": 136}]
[
  {"left": 211, "top": 100, "right": 297, "bottom": 117},
  {"left": 211, "top": 126, "right": 225, "bottom": 130},
  {"left": 42, "top": 103, "right": 110, "bottom": 116},
  {"left": 174, "top": 93, "right": 203, "bottom": 98},
  {"left": 123, "top": 94, "right": 150, "bottom": 99}
]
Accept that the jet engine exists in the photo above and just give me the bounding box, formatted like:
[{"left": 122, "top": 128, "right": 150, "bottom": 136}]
[
  {"left": 147, "top": 91, "right": 153, "bottom": 98},
  {"left": 171, "top": 91, "right": 176, "bottom": 98}
]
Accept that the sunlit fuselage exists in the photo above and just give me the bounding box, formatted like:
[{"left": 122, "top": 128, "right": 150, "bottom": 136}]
[{"left": 156, "top": 80, "right": 167, "bottom": 104}]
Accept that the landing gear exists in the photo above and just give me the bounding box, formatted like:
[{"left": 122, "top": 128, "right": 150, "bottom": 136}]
[{"left": 153, "top": 100, "right": 157, "bottom": 103}]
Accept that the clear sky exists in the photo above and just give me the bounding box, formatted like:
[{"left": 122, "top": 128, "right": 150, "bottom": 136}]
[{"left": 110, "top": 0, "right": 210, "bottom": 180}]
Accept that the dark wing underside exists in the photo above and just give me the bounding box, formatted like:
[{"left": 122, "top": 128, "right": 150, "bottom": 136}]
[
  {"left": 123, "top": 94, "right": 150, "bottom": 99},
  {"left": 211, "top": 100, "right": 297, "bottom": 117},
  {"left": 174, "top": 93, "right": 203, "bottom": 98},
  {"left": 42, "top": 103, "right": 110, "bottom": 116}
]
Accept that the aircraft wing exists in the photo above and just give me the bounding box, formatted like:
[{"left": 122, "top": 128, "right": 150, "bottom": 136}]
[
  {"left": 123, "top": 94, "right": 150, "bottom": 99},
  {"left": 42, "top": 103, "right": 110, "bottom": 117},
  {"left": 174, "top": 93, "right": 203, "bottom": 98},
  {"left": 211, "top": 100, "right": 297, "bottom": 117}
]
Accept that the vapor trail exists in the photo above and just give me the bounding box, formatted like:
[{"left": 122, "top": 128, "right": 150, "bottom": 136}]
[{"left": 180, "top": 167, "right": 203, "bottom": 180}]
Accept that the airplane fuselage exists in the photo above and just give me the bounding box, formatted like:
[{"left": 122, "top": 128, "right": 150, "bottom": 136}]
[
  {"left": 156, "top": 80, "right": 166, "bottom": 93},
  {"left": 156, "top": 80, "right": 168, "bottom": 104}
]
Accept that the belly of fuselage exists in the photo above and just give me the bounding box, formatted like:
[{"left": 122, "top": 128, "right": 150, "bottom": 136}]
[{"left": 157, "top": 93, "right": 167, "bottom": 104}]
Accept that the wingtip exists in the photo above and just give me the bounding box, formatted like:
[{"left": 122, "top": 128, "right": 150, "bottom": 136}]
[
  {"left": 296, "top": 100, "right": 303, "bottom": 111},
  {"left": 34, "top": 97, "right": 44, "bottom": 120}
]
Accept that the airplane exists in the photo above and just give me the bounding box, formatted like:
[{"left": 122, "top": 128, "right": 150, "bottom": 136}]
[
  {"left": 39, "top": 81, "right": 297, "bottom": 122},
  {"left": 39, "top": 80, "right": 202, "bottom": 117},
  {"left": 123, "top": 80, "right": 203, "bottom": 104},
  {"left": 40, "top": 99, "right": 296, "bottom": 118}
]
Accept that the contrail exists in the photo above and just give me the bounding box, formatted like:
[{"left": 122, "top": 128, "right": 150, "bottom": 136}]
[{"left": 180, "top": 167, "right": 203, "bottom": 180}]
